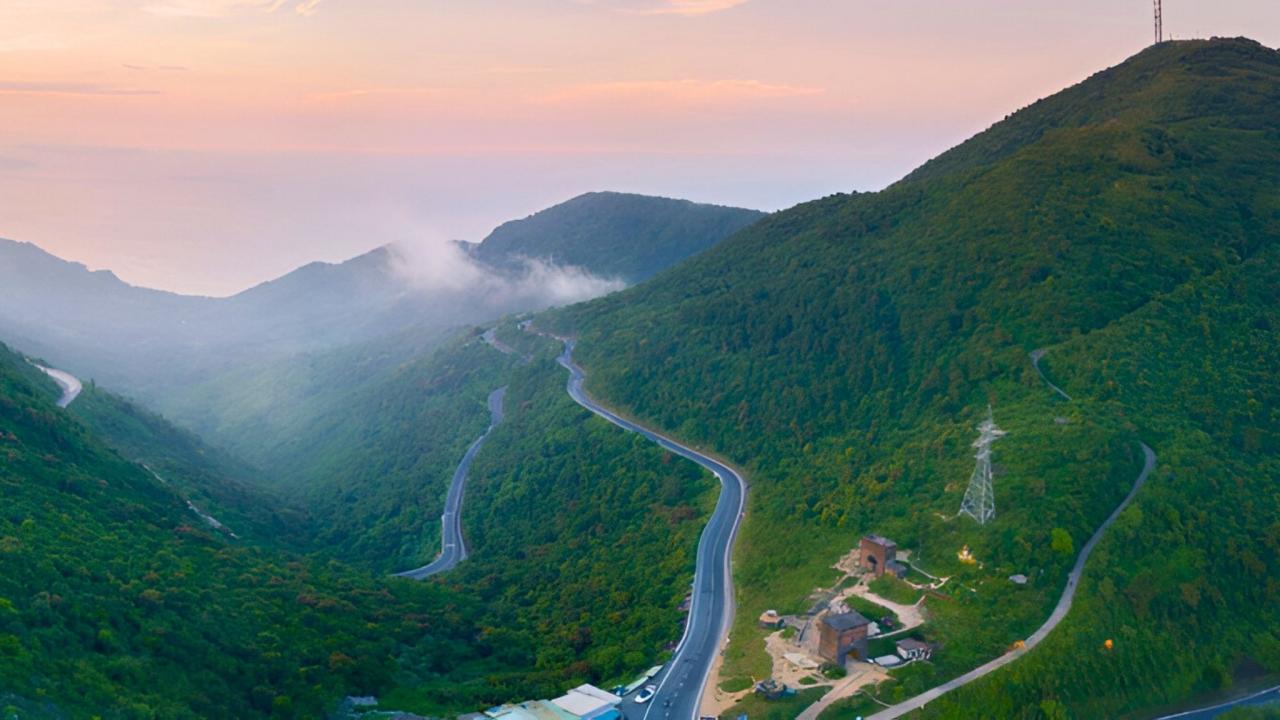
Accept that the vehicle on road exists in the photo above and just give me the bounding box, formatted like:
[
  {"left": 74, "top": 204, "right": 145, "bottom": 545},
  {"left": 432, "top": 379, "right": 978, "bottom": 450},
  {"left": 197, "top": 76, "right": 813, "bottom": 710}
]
[{"left": 634, "top": 685, "right": 656, "bottom": 704}]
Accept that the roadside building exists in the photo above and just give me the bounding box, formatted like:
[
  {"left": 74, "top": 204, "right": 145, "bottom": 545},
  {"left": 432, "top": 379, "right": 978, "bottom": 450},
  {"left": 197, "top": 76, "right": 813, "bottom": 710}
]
[
  {"left": 860, "top": 535, "right": 899, "bottom": 577},
  {"left": 485, "top": 700, "right": 575, "bottom": 720},
  {"left": 549, "top": 685, "right": 622, "bottom": 720},
  {"left": 896, "top": 638, "right": 932, "bottom": 661},
  {"left": 485, "top": 684, "right": 620, "bottom": 720},
  {"left": 758, "top": 609, "right": 785, "bottom": 629},
  {"left": 817, "top": 610, "right": 870, "bottom": 665}
]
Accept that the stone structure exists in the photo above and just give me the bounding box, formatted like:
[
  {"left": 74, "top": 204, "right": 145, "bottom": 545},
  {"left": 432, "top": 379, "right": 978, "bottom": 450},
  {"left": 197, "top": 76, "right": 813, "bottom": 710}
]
[
  {"left": 816, "top": 610, "right": 870, "bottom": 665},
  {"left": 860, "top": 534, "right": 898, "bottom": 577},
  {"left": 758, "top": 609, "right": 785, "bottom": 629}
]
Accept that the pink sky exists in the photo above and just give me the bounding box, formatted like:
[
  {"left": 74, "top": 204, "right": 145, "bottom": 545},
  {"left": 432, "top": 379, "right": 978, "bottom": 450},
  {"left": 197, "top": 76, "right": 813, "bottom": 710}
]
[{"left": 2, "top": 0, "right": 1277, "bottom": 295}]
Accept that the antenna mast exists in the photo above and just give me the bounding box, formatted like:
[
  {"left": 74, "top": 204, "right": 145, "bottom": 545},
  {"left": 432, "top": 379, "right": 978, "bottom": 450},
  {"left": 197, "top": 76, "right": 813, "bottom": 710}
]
[
  {"left": 958, "top": 405, "right": 1006, "bottom": 526},
  {"left": 1154, "top": 0, "right": 1163, "bottom": 44}
]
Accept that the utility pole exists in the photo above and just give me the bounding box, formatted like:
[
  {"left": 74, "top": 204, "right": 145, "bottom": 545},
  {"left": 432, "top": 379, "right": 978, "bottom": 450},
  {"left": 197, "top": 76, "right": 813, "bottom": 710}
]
[
  {"left": 1154, "top": 0, "right": 1164, "bottom": 44},
  {"left": 958, "top": 406, "right": 1006, "bottom": 526}
]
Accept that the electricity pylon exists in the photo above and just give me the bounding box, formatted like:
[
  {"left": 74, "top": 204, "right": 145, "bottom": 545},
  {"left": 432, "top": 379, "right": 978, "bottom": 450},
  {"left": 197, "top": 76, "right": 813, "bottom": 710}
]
[{"left": 959, "top": 405, "right": 1006, "bottom": 525}]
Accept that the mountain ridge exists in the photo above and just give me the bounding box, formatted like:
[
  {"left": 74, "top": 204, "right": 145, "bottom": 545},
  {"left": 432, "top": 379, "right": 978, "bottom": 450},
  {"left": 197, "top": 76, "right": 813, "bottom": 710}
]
[{"left": 545, "top": 37, "right": 1280, "bottom": 718}]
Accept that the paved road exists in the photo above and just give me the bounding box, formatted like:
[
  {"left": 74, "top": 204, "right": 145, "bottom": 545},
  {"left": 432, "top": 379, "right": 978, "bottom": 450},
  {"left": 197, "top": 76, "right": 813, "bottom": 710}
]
[
  {"left": 394, "top": 386, "right": 507, "bottom": 580},
  {"left": 1155, "top": 684, "right": 1280, "bottom": 720},
  {"left": 867, "top": 353, "right": 1156, "bottom": 720},
  {"left": 482, "top": 328, "right": 532, "bottom": 363},
  {"left": 1030, "top": 348, "right": 1072, "bottom": 401},
  {"left": 549, "top": 337, "right": 747, "bottom": 720},
  {"left": 35, "top": 364, "right": 82, "bottom": 408}
]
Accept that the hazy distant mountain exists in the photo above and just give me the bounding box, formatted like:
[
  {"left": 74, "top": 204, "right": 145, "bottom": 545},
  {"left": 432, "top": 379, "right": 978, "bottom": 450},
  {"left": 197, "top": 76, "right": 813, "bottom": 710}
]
[
  {"left": 0, "top": 190, "right": 760, "bottom": 428},
  {"left": 463, "top": 191, "right": 765, "bottom": 282}
]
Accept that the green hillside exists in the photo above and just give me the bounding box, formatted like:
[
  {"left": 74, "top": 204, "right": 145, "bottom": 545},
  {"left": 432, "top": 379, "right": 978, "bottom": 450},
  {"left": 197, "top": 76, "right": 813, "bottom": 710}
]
[
  {"left": 465, "top": 191, "right": 766, "bottom": 282},
  {"left": 1, "top": 328, "right": 730, "bottom": 720},
  {"left": 0, "top": 340, "right": 533, "bottom": 718},
  {"left": 65, "top": 381, "right": 311, "bottom": 547},
  {"left": 272, "top": 333, "right": 517, "bottom": 572},
  {"left": 544, "top": 38, "right": 1280, "bottom": 717}
]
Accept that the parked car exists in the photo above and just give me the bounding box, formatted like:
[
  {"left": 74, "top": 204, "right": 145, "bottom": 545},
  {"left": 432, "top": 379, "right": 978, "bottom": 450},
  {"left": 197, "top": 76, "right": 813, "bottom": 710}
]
[{"left": 634, "top": 685, "right": 657, "bottom": 704}]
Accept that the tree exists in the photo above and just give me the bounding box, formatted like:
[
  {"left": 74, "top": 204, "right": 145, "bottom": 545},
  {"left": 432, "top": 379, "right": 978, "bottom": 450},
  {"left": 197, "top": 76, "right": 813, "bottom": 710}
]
[{"left": 1050, "top": 528, "right": 1074, "bottom": 557}]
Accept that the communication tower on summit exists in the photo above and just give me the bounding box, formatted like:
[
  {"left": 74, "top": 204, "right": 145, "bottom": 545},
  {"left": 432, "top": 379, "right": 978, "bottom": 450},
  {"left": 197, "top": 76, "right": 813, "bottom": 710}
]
[
  {"left": 958, "top": 405, "right": 1006, "bottom": 526},
  {"left": 1154, "top": 0, "right": 1164, "bottom": 44}
]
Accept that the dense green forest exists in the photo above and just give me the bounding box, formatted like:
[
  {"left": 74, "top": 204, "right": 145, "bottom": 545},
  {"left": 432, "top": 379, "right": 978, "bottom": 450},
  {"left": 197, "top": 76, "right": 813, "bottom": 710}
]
[
  {"left": 544, "top": 38, "right": 1280, "bottom": 718},
  {"left": 381, "top": 332, "right": 717, "bottom": 707},
  {"left": 464, "top": 191, "right": 764, "bottom": 283},
  {"left": 64, "top": 380, "right": 310, "bottom": 548},
  {"left": 0, "top": 341, "right": 516, "bottom": 718},
  {"left": 258, "top": 334, "right": 516, "bottom": 572},
  {"left": 0, "top": 330, "right": 723, "bottom": 717}
]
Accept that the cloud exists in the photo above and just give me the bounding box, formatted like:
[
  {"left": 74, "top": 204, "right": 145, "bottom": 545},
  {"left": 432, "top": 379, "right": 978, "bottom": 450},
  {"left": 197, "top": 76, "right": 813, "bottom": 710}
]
[
  {"left": 629, "top": 0, "right": 748, "bottom": 15},
  {"left": 482, "top": 64, "right": 552, "bottom": 75},
  {"left": 387, "top": 241, "right": 625, "bottom": 314},
  {"left": 0, "top": 81, "right": 161, "bottom": 95},
  {"left": 307, "top": 86, "right": 448, "bottom": 102},
  {"left": 0, "top": 155, "right": 37, "bottom": 173},
  {"left": 540, "top": 78, "right": 824, "bottom": 105},
  {"left": 577, "top": 0, "right": 748, "bottom": 16},
  {"left": 123, "top": 63, "right": 189, "bottom": 71},
  {"left": 0, "top": 34, "right": 69, "bottom": 52},
  {"left": 140, "top": 0, "right": 320, "bottom": 18}
]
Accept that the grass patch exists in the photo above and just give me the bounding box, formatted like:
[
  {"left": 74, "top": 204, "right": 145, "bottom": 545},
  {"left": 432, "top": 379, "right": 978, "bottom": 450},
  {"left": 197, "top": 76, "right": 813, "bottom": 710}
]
[
  {"left": 868, "top": 574, "right": 923, "bottom": 605},
  {"left": 901, "top": 562, "right": 936, "bottom": 586},
  {"left": 718, "top": 676, "right": 754, "bottom": 693},
  {"left": 845, "top": 594, "right": 898, "bottom": 627},
  {"left": 798, "top": 675, "right": 820, "bottom": 686},
  {"left": 720, "top": 687, "right": 826, "bottom": 720},
  {"left": 819, "top": 693, "right": 888, "bottom": 720},
  {"left": 822, "top": 663, "right": 848, "bottom": 679}
]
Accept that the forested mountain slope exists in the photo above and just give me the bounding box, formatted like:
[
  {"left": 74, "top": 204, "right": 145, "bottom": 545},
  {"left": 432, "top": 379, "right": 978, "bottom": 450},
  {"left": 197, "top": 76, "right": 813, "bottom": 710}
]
[
  {"left": 0, "top": 341, "right": 516, "bottom": 718},
  {"left": 546, "top": 38, "right": 1280, "bottom": 717},
  {"left": 1, "top": 329, "right": 724, "bottom": 717},
  {"left": 262, "top": 333, "right": 517, "bottom": 572},
  {"left": 65, "top": 380, "right": 311, "bottom": 548},
  {"left": 463, "top": 191, "right": 765, "bottom": 283}
]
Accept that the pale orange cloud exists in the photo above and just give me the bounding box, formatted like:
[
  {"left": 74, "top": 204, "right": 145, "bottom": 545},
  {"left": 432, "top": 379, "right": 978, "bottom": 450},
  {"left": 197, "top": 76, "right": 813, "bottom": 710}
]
[
  {"left": 307, "top": 86, "right": 450, "bottom": 102},
  {"left": 0, "top": 81, "right": 161, "bottom": 95},
  {"left": 631, "top": 0, "right": 749, "bottom": 15},
  {"left": 539, "top": 78, "right": 824, "bottom": 105},
  {"left": 140, "top": 0, "right": 319, "bottom": 18},
  {"left": 0, "top": 34, "right": 69, "bottom": 52},
  {"left": 576, "top": 0, "right": 749, "bottom": 16}
]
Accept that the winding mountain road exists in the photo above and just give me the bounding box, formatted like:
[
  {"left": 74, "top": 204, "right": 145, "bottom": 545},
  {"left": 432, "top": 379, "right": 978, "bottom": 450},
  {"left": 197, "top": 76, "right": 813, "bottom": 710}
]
[
  {"left": 394, "top": 385, "right": 506, "bottom": 580},
  {"left": 1030, "top": 348, "right": 1072, "bottom": 401},
  {"left": 35, "top": 364, "right": 82, "bottom": 408},
  {"left": 866, "top": 350, "right": 1155, "bottom": 720},
  {"left": 548, "top": 336, "right": 747, "bottom": 720}
]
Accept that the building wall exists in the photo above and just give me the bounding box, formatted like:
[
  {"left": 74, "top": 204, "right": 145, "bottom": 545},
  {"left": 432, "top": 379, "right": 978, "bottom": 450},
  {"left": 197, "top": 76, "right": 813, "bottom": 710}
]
[
  {"left": 859, "top": 537, "right": 896, "bottom": 576},
  {"left": 817, "top": 622, "right": 869, "bottom": 665}
]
